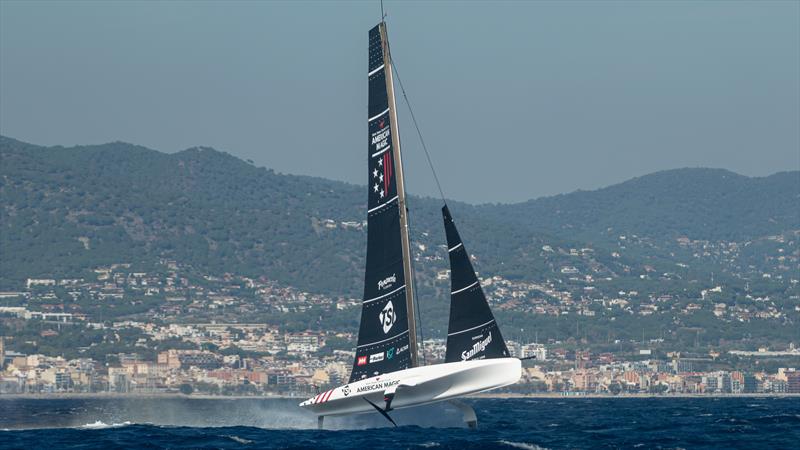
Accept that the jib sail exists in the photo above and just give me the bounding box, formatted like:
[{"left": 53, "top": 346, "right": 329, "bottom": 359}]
[
  {"left": 349, "top": 23, "right": 418, "bottom": 382},
  {"left": 442, "top": 205, "right": 510, "bottom": 363}
]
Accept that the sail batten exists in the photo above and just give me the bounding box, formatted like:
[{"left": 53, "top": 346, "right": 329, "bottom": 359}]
[{"left": 442, "top": 205, "right": 511, "bottom": 363}]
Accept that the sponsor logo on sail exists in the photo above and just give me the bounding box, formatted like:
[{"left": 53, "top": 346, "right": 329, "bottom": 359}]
[
  {"left": 461, "top": 332, "right": 493, "bottom": 361},
  {"left": 379, "top": 300, "right": 396, "bottom": 334},
  {"left": 397, "top": 344, "right": 409, "bottom": 354},
  {"left": 377, "top": 274, "right": 396, "bottom": 290},
  {"left": 369, "top": 352, "right": 384, "bottom": 363},
  {"left": 357, "top": 356, "right": 367, "bottom": 366},
  {"left": 371, "top": 127, "right": 390, "bottom": 151},
  {"left": 342, "top": 385, "right": 351, "bottom": 396},
  {"left": 386, "top": 347, "right": 395, "bottom": 360}
]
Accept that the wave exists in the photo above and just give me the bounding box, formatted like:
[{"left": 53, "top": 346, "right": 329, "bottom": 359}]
[
  {"left": 226, "top": 435, "right": 254, "bottom": 444},
  {"left": 78, "top": 421, "right": 132, "bottom": 429},
  {"left": 498, "top": 440, "right": 549, "bottom": 450},
  {"left": 747, "top": 414, "right": 800, "bottom": 425}
]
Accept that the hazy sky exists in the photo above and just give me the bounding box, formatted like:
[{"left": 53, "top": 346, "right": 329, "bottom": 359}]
[{"left": 1, "top": 1, "right": 798, "bottom": 203}]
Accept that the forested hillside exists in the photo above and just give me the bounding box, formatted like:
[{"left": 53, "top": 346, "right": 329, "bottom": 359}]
[
  {"left": 480, "top": 168, "right": 798, "bottom": 242},
  {"left": 1, "top": 136, "right": 798, "bottom": 298}
]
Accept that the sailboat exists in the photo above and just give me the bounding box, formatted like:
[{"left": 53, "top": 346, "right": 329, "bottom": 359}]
[{"left": 299, "top": 21, "right": 521, "bottom": 429}]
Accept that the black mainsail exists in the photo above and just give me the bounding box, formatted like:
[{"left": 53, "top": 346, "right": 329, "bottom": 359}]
[
  {"left": 442, "top": 205, "right": 510, "bottom": 363},
  {"left": 350, "top": 23, "right": 418, "bottom": 382}
]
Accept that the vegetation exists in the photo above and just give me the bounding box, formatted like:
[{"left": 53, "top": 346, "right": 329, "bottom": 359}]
[
  {"left": 1, "top": 136, "right": 797, "bottom": 348},
  {"left": 2, "top": 135, "right": 796, "bottom": 295}
]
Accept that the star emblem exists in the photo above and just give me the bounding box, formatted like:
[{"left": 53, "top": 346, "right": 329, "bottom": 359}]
[
  {"left": 373, "top": 168, "right": 378, "bottom": 178},
  {"left": 374, "top": 183, "right": 379, "bottom": 192},
  {"left": 378, "top": 158, "right": 383, "bottom": 167},
  {"left": 380, "top": 189, "right": 385, "bottom": 198},
  {"left": 379, "top": 173, "right": 384, "bottom": 182}
]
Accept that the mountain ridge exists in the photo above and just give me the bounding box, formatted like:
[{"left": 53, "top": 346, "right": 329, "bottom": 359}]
[
  {"left": 2, "top": 134, "right": 795, "bottom": 206},
  {"left": 1, "top": 135, "right": 798, "bottom": 298}
]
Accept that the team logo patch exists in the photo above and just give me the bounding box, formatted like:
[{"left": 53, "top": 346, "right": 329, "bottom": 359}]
[
  {"left": 357, "top": 356, "right": 367, "bottom": 366},
  {"left": 380, "top": 300, "right": 396, "bottom": 334},
  {"left": 387, "top": 347, "right": 395, "bottom": 360}
]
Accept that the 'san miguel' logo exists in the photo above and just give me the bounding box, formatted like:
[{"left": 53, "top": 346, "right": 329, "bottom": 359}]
[{"left": 461, "top": 332, "right": 493, "bottom": 361}]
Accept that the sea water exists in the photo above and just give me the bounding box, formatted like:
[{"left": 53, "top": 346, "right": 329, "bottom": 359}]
[{"left": 1, "top": 396, "right": 798, "bottom": 449}]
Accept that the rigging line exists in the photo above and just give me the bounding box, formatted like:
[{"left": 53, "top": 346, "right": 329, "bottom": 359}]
[
  {"left": 389, "top": 57, "right": 427, "bottom": 366},
  {"left": 387, "top": 82, "right": 426, "bottom": 363},
  {"left": 387, "top": 50, "right": 448, "bottom": 205},
  {"left": 405, "top": 205, "right": 427, "bottom": 366},
  {"left": 383, "top": 28, "right": 428, "bottom": 365}
]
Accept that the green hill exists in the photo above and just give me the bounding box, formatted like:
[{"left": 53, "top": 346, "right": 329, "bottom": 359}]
[
  {"left": 1, "top": 135, "right": 798, "bottom": 299},
  {"left": 481, "top": 168, "right": 799, "bottom": 242}
]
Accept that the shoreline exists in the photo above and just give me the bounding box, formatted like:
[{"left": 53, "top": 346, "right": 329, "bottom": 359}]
[
  {"left": 1, "top": 392, "right": 798, "bottom": 400},
  {"left": 470, "top": 392, "right": 800, "bottom": 399}
]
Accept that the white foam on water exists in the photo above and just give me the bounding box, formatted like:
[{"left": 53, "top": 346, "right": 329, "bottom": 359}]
[
  {"left": 418, "top": 442, "right": 441, "bottom": 448},
  {"left": 227, "top": 435, "right": 254, "bottom": 444},
  {"left": 498, "top": 440, "right": 549, "bottom": 450},
  {"left": 78, "top": 420, "right": 132, "bottom": 429}
]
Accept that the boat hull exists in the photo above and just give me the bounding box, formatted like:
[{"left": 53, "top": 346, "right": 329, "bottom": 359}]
[{"left": 299, "top": 357, "right": 521, "bottom": 417}]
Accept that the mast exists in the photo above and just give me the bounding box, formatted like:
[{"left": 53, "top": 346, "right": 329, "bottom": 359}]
[{"left": 379, "top": 22, "right": 419, "bottom": 368}]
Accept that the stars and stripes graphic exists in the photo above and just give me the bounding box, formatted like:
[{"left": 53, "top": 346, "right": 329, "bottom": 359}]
[
  {"left": 311, "top": 389, "right": 335, "bottom": 404},
  {"left": 372, "top": 148, "right": 393, "bottom": 200}
]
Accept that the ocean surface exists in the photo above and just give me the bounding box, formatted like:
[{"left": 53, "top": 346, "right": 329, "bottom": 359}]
[{"left": 1, "top": 396, "right": 799, "bottom": 449}]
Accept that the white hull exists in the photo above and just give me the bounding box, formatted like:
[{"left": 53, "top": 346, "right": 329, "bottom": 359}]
[{"left": 299, "top": 358, "right": 521, "bottom": 417}]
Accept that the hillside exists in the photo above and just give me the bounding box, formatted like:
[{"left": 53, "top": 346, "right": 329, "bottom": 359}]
[
  {"left": 1, "top": 135, "right": 798, "bottom": 298},
  {"left": 480, "top": 168, "right": 799, "bottom": 242}
]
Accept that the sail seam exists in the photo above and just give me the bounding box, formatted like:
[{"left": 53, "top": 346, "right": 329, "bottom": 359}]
[
  {"left": 451, "top": 280, "right": 479, "bottom": 295},
  {"left": 357, "top": 330, "right": 409, "bottom": 348},
  {"left": 363, "top": 284, "right": 406, "bottom": 304},
  {"left": 448, "top": 243, "right": 463, "bottom": 252},
  {"left": 368, "top": 64, "right": 385, "bottom": 76},
  {"left": 367, "top": 195, "right": 398, "bottom": 213},
  {"left": 447, "top": 319, "right": 496, "bottom": 337},
  {"left": 368, "top": 107, "right": 390, "bottom": 122}
]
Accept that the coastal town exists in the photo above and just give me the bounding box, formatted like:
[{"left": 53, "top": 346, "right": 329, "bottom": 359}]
[
  {"left": 2, "top": 336, "right": 800, "bottom": 396},
  {"left": 1, "top": 261, "right": 798, "bottom": 397}
]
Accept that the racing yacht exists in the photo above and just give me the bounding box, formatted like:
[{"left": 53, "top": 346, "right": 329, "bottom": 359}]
[{"left": 299, "top": 21, "right": 522, "bottom": 429}]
